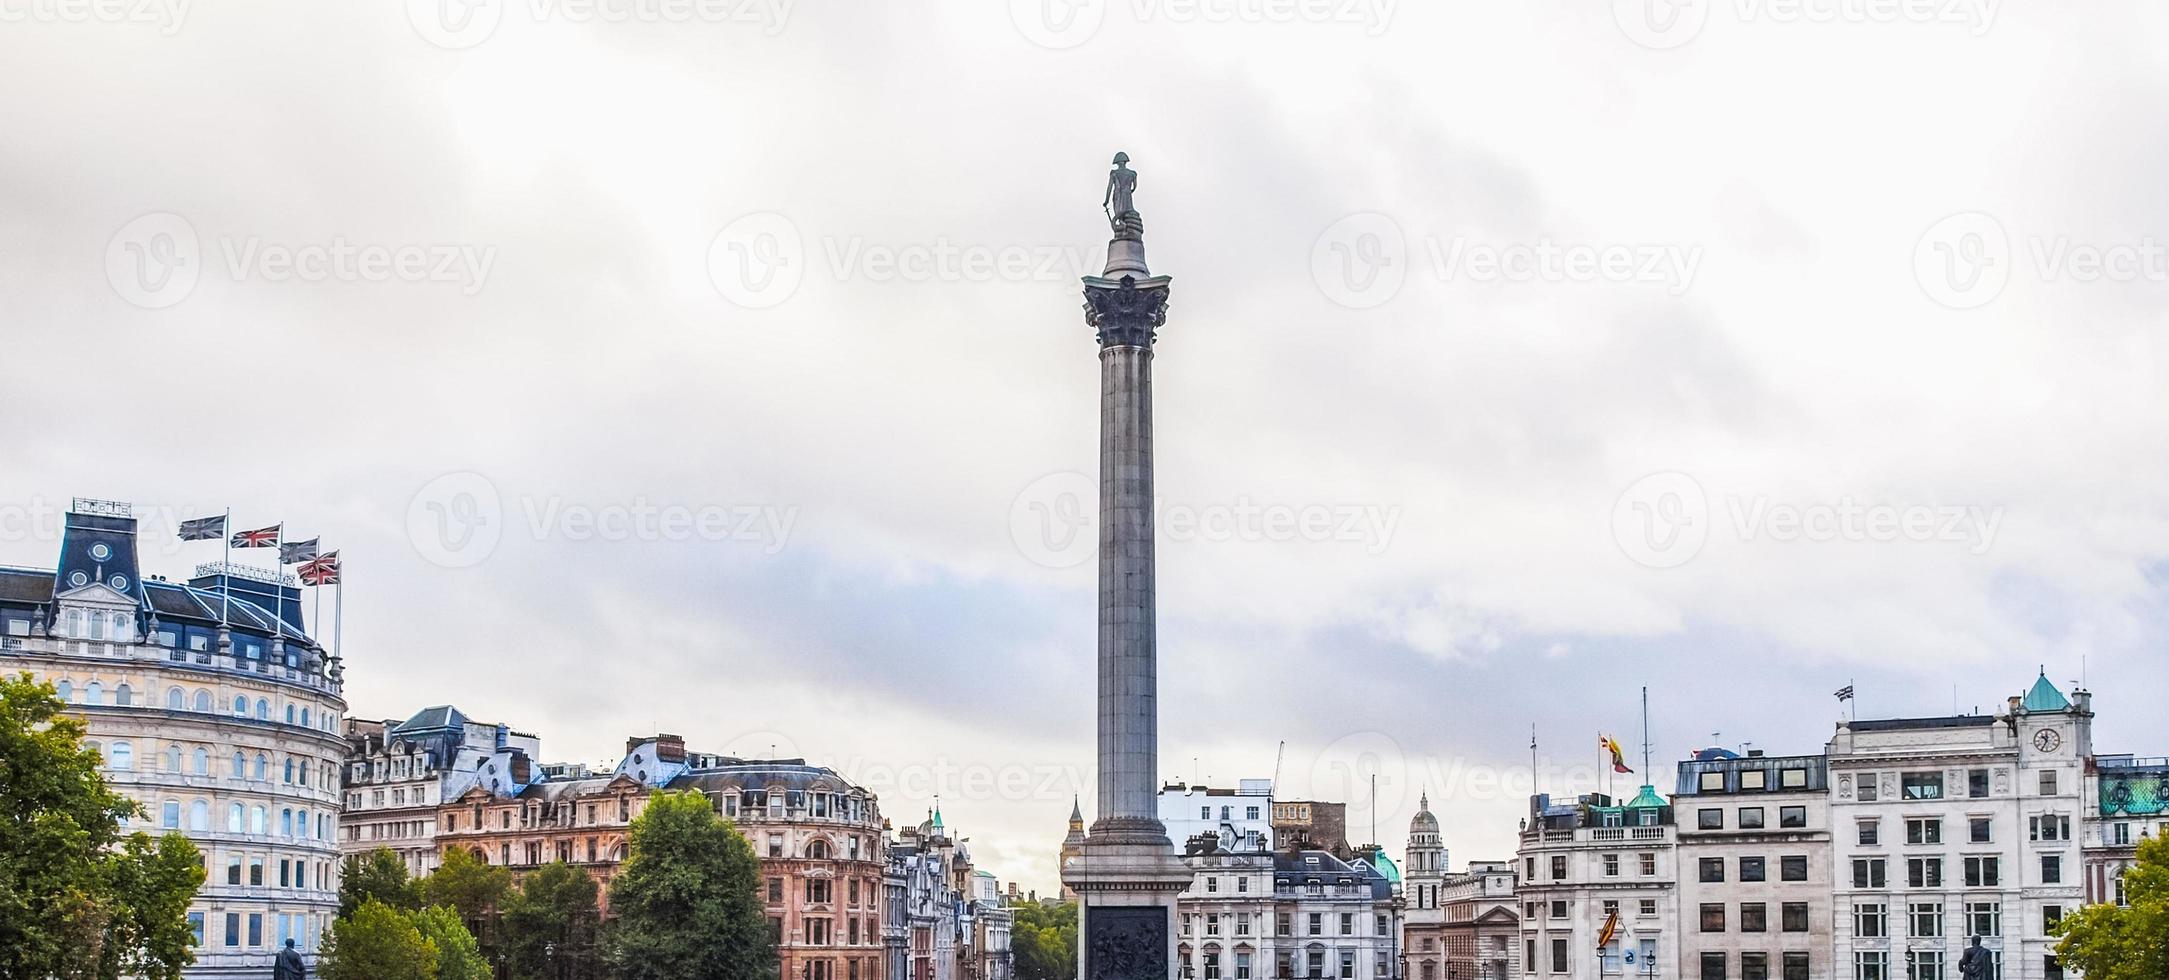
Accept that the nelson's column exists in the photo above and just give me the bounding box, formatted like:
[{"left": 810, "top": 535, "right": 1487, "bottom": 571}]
[{"left": 1061, "top": 151, "right": 1192, "bottom": 978}]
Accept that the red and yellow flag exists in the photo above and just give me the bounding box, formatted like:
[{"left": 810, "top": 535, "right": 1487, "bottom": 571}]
[
  {"left": 1601, "top": 735, "right": 1634, "bottom": 774},
  {"left": 1597, "top": 908, "right": 1621, "bottom": 949}
]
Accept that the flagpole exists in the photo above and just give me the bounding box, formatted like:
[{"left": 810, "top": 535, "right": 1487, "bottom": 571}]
[
  {"left": 1640, "top": 686, "right": 1652, "bottom": 783},
  {"left": 333, "top": 570, "right": 343, "bottom": 666},
  {"left": 219, "top": 507, "right": 232, "bottom": 626},
  {"left": 1530, "top": 724, "right": 1538, "bottom": 797}
]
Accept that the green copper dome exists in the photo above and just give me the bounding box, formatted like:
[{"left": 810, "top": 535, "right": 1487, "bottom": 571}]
[
  {"left": 2023, "top": 670, "right": 2071, "bottom": 712},
  {"left": 1371, "top": 851, "right": 1402, "bottom": 884},
  {"left": 1625, "top": 784, "right": 1667, "bottom": 810}
]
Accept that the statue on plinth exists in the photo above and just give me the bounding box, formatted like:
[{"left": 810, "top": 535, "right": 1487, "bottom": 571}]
[{"left": 1103, "top": 152, "right": 1141, "bottom": 240}]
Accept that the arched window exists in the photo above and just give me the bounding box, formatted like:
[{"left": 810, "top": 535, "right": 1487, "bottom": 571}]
[
  {"left": 254, "top": 754, "right": 268, "bottom": 780},
  {"left": 284, "top": 759, "right": 295, "bottom": 784},
  {"left": 255, "top": 698, "right": 269, "bottom": 720},
  {"left": 193, "top": 690, "right": 211, "bottom": 712},
  {"left": 191, "top": 747, "right": 209, "bottom": 774},
  {"left": 189, "top": 800, "right": 209, "bottom": 831},
  {"left": 233, "top": 696, "right": 248, "bottom": 717},
  {"left": 285, "top": 704, "right": 295, "bottom": 724},
  {"left": 111, "top": 613, "right": 131, "bottom": 642},
  {"left": 63, "top": 609, "right": 82, "bottom": 638},
  {"left": 809, "top": 839, "right": 830, "bottom": 860},
  {"left": 300, "top": 707, "right": 311, "bottom": 727},
  {"left": 54, "top": 680, "right": 72, "bottom": 702},
  {"left": 109, "top": 741, "right": 132, "bottom": 770},
  {"left": 281, "top": 809, "right": 293, "bottom": 836},
  {"left": 250, "top": 805, "right": 266, "bottom": 835},
  {"left": 114, "top": 683, "right": 132, "bottom": 706},
  {"left": 228, "top": 804, "right": 243, "bottom": 832},
  {"left": 164, "top": 744, "right": 181, "bottom": 771},
  {"left": 84, "top": 682, "right": 103, "bottom": 704},
  {"left": 167, "top": 687, "right": 184, "bottom": 710}
]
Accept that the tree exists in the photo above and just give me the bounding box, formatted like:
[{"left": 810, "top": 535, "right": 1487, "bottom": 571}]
[
  {"left": 605, "top": 790, "right": 776, "bottom": 980},
  {"left": 0, "top": 672, "right": 205, "bottom": 980},
  {"left": 321, "top": 900, "right": 439, "bottom": 980},
  {"left": 2054, "top": 833, "right": 2169, "bottom": 980},
  {"left": 341, "top": 848, "right": 423, "bottom": 919},
  {"left": 1009, "top": 900, "right": 1077, "bottom": 980},
  {"left": 502, "top": 862, "right": 602, "bottom": 980},
  {"left": 422, "top": 846, "right": 512, "bottom": 929},
  {"left": 412, "top": 905, "right": 491, "bottom": 980}
]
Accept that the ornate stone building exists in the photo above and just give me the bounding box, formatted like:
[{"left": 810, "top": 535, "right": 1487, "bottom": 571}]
[
  {"left": 1404, "top": 795, "right": 1448, "bottom": 980},
  {"left": 341, "top": 705, "right": 539, "bottom": 876},
  {"left": 1437, "top": 861, "right": 1517, "bottom": 980},
  {"left": 1515, "top": 787, "right": 1678, "bottom": 980},
  {"left": 0, "top": 499, "right": 347, "bottom": 979},
  {"left": 439, "top": 735, "right": 891, "bottom": 980}
]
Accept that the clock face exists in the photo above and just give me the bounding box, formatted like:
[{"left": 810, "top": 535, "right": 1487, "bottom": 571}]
[{"left": 2035, "top": 729, "right": 2062, "bottom": 752}]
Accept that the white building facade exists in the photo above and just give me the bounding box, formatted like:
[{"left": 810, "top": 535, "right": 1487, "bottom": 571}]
[
  {"left": 1515, "top": 788, "right": 1677, "bottom": 980},
  {"left": 1826, "top": 674, "right": 2091, "bottom": 980},
  {"left": 1674, "top": 751, "right": 1832, "bottom": 980}
]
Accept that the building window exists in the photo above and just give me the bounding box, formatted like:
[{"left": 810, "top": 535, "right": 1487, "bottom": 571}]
[
  {"left": 1783, "top": 953, "right": 1809, "bottom": 980},
  {"left": 1965, "top": 856, "right": 2001, "bottom": 887},
  {"left": 1741, "top": 769, "right": 1766, "bottom": 791},
  {"left": 1906, "top": 818, "right": 1942, "bottom": 845},
  {"left": 1858, "top": 819, "right": 1879, "bottom": 845},
  {"left": 1970, "top": 817, "right": 1992, "bottom": 843},
  {"left": 1699, "top": 809, "right": 1723, "bottom": 830},
  {"left": 1741, "top": 952, "right": 1769, "bottom": 980},
  {"left": 1901, "top": 772, "right": 1943, "bottom": 800},
  {"left": 1853, "top": 858, "right": 1887, "bottom": 888},
  {"left": 1639, "top": 853, "right": 1656, "bottom": 875},
  {"left": 1854, "top": 903, "right": 1888, "bottom": 938},
  {"left": 1968, "top": 769, "right": 1990, "bottom": 798},
  {"left": 1966, "top": 902, "right": 2002, "bottom": 938},
  {"left": 1738, "top": 807, "right": 1765, "bottom": 829},
  {"left": 1551, "top": 938, "right": 1568, "bottom": 974},
  {"left": 1779, "top": 805, "right": 1806, "bottom": 828},
  {"left": 1550, "top": 855, "right": 1566, "bottom": 879},
  {"left": 1603, "top": 854, "right": 1619, "bottom": 877},
  {"left": 1780, "top": 855, "right": 1807, "bottom": 881},
  {"left": 1740, "top": 857, "right": 1765, "bottom": 882},
  {"left": 1910, "top": 902, "right": 1944, "bottom": 938},
  {"left": 1701, "top": 952, "right": 1726, "bottom": 980},
  {"left": 1781, "top": 902, "right": 1808, "bottom": 932},
  {"left": 1639, "top": 899, "right": 1657, "bottom": 917},
  {"left": 1700, "top": 771, "right": 1725, "bottom": 791},
  {"left": 1700, "top": 904, "right": 1726, "bottom": 932},
  {"left": 2039, "top": 771, "right": 2058, "bottom": 796},
  {"left": 1906, "top": 856, "right": 1944, "bottom": 888},
  {"left": 2041, "top": 856, "right": 2063, "bottom": 884},
  {"left": 1740, "top": 903, "right": 1767, "bottom": 932}
]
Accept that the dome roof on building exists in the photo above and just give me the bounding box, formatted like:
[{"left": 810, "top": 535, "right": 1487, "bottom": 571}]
[
  {"left": 1409, "top": 792, "right": 1439, "bottom": 834},
  {"left": 2023, "top": 670, "right": 2071, "bottom": 712},
  {"left": 1370, "top": 850, "right": 1402, "bottom": 884},
  {"left": 1624, "top": 784, "right": 1668, "bottom": 810}
]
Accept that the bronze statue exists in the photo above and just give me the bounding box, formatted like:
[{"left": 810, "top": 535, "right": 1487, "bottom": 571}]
[
  {"left": 1102, "top": 152, "right": 1137, "bottom": 232},
  {"left": 271, "top": 939, "right": 306, "bottom": 980},
  {"left": 1958, "top": 936, "right": 1991, "bottom": 980}
]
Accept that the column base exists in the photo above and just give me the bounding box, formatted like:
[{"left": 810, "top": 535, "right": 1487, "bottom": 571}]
[{"left": 1063, "top": 832, "right": 1192, "bottom": 980}]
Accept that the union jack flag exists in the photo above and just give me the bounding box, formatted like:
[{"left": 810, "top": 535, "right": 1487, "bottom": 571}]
[
  {"left": 230, "top": 524, "right": 281, "bottom": 548},
  {"left": 297, "top": 552, "right": 340, "bottom": 587}
]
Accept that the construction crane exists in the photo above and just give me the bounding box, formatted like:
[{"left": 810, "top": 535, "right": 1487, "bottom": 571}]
[{"left": 1271, "top": 740, "right": 1285, "bottom": 794}]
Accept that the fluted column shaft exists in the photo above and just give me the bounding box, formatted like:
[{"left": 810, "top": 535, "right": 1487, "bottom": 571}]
[{"left": 1096, "top": 343, "right": 1157, "bottom": 827}]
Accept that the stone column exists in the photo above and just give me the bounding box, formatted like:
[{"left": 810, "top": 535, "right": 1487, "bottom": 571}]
[{"left": 1064, "top": 156, "right": 1192, "bottom": 980}]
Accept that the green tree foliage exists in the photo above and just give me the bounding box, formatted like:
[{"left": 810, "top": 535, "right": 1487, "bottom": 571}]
[
  {"left": 341, "top": 848, "right": 423, "bottom": 919},
  {"left": 502, "top": 862, "right": 603, "bottom": 980},
  {"left": 0, "top": 673, "right": 206, "bottom": 980},
  {"left": 412, "top": 905, "right": 491, "bottom": 980},
  {"left": 605, "top": 790, "right": 776, "bottom": 980},
  {"left": 1008, "top": 900, "right": 1078, "bottom": 980},
  {"left": 322, "top": 900, "right": 439, "bottom": 980},
  {"left": 423, "top": 845, "right": 512, "bottom": 928},
  {"left": 2054, "top": 833, "right": 2169, "bottom": 980}
]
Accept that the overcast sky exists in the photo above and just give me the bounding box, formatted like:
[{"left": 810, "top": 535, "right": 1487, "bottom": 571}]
[{"left": 6, "top": 0, "right": 2169, "bottom": 895}]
